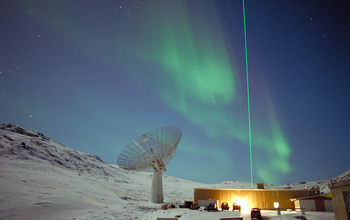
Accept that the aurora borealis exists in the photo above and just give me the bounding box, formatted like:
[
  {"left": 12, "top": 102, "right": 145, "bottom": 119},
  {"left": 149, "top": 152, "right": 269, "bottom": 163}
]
[{"left": 1, "top": 1, "right": 349, "bottom": 184}]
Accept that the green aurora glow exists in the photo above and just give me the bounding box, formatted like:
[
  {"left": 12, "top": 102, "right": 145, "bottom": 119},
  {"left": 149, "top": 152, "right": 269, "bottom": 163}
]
[
  {"left": 133, "top": 1, "right": 292, "bottom": 183},
  {"left": 16, "top": 0, "right": 292, "bottom": 183}
]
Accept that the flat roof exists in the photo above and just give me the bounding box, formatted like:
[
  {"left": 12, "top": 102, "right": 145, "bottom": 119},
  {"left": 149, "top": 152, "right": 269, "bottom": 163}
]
[
  {"left": 194, "top": 188, "right": 318, "bottom": 192},
  {"left": 291, "top": 195, "right": 332, "bottom": 200}
]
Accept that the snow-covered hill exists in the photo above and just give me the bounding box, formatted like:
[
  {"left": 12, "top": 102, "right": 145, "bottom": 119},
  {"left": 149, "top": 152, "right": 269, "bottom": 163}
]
[{"left": 0, "top": 124, "right": 336, "bottom": 219}]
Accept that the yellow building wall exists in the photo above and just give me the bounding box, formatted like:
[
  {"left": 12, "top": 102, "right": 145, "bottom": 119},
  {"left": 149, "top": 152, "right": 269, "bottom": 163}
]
[
  {"left": 330, "top": 180, "right": 350, "bottom": 220},
  {"left": 194, "top": 188, "right": 319, "bottom": 211}
]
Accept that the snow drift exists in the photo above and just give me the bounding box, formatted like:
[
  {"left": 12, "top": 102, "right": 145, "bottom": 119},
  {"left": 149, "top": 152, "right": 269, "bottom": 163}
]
[{"left": 0, "top": 124, "right": 336, "bottom": 220}]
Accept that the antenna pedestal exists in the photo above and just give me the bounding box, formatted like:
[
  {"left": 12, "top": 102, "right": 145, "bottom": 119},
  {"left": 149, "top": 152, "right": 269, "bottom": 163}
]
[
  {"left": 117, "top": 126, "right": 182, "bottom": 204},
  {"left": 150, "top": 169, "right": 163, "bottom": 203}
]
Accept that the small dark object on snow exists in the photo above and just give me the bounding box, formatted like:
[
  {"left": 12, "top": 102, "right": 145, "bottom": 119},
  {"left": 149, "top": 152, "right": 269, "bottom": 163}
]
[
  {"left": 161, "top": 204, "right": 176, "bottom": 210},
  {"left": 251, "top": 207, "right": 261, "bottom": 220},
  {"left": 183, "top": 201, "right": 193, "bottom": 209},
  {"left": 294, "top": 216, "right": 307, "bottom": 220},
  {"left": 190, "top": 202, "right": 199, "bottom": 210},
  {"left": 221, "top": 202, "right": 229, "bottom": 211},
  {"left": 207, "top": 203, "right": 218, "bottom": 212},
  {"left": 232, "top": 203, "right": 241, "bottom": 212}
]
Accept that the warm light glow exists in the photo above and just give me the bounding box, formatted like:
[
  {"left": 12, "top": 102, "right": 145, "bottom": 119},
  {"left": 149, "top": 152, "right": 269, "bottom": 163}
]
[
  {"left": 232, "top": 196, "right": 249, "bottom": 212},
  {"left": 274, "top": 202, "right": 279, "bottom": 208}
]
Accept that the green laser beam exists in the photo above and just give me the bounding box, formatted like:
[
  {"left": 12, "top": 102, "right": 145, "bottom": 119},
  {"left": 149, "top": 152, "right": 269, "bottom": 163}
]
[
  {"left": 242, "top": 0, "right": 253, "bottom": 189},
  {"left": 14, "top": 0, "right": 293, "bottom": 184}
]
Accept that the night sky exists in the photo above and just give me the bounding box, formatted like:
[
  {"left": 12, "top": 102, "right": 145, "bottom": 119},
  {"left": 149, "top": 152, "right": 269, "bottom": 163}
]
[{"left": 1, "top": 1, "right": 349, "bottom": 184}]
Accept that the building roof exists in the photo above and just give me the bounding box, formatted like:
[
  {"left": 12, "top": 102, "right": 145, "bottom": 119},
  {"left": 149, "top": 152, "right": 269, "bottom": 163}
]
[
  {"left": 330, "top": 169, "right": 350, "bottom": 184},
  {"left": 194, "top": 188, "right": 317, "bottom": 192},
  {"left": 291, "top": 195, "right": 332, "bottom": 201}
]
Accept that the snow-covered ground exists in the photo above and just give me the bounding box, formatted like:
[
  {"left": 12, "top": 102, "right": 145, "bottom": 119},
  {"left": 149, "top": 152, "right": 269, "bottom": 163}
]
[{"left": 0, "top": 124, "right": 336, "bottom": 220}]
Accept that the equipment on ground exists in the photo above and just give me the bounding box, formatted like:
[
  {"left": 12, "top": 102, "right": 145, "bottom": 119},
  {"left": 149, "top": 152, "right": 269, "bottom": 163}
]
[
  {"left": 221, "top": 202, "right": 229, "bottom": 211},
  {"left": 207, "top": 203, "right": 218, "bottom": 212},
  {"left": 233, "top": 203, "right": 241, "bottom": 212},
  {"left": 190, "top": 202, "right": 199, "bottom": 210},
  {"left": 250, "top": 207, "right": 262, "bottom": 219}
]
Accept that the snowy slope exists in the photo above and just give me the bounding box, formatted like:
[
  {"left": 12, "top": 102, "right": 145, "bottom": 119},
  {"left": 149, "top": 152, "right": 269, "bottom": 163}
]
[{"left": 0, "top": 124, "right": 336, "bottom": 220}]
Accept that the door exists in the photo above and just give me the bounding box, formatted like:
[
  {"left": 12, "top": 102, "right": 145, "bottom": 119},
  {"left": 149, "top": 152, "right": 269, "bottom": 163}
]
[{"left": 343, "top": 191, "right": 350, "bottom": 220}]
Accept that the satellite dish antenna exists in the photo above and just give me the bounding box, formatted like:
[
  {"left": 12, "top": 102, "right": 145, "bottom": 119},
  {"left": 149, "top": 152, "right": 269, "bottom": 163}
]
[{"left": 117, "top": 126, "right": 182, "bottom": 203}]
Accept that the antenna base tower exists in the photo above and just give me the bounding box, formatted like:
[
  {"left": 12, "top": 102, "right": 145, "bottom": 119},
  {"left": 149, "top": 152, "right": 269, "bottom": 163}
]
[
  {"left": 150, "top": 169, "right": 163, "bottom": 203},
  {"left": 117, "top": 126, "right": 182, "bottom": 204}
]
